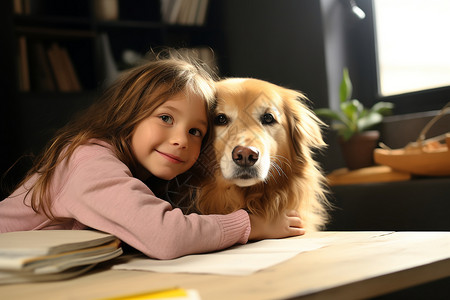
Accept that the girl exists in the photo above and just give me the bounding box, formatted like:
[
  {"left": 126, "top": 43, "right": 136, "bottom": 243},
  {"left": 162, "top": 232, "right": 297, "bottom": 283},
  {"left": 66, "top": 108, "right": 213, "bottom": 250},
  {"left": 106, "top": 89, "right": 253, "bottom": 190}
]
[{"left": 0, "top": 51, "right": 304, "bottom": 259}]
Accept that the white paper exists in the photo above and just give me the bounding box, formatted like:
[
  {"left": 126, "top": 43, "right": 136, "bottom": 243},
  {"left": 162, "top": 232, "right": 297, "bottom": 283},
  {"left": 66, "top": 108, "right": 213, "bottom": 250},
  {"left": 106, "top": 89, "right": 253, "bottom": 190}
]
[{"left": 113, "top": 238, "right": 329, "bottom": 276}]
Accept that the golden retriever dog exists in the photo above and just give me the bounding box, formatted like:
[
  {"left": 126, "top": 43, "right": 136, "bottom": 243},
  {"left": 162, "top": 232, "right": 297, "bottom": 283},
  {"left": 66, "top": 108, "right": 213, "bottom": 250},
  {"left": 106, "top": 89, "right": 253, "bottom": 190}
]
[{"left": 195, "top": 78, "right": 329, "bottom": 231}]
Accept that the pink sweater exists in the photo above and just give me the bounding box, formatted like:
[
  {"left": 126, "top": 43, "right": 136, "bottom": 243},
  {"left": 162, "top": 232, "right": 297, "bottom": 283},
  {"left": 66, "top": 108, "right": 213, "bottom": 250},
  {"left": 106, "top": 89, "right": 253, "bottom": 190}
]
[{"left": 0, "top": 140, "right": 250, "bottom": 259}]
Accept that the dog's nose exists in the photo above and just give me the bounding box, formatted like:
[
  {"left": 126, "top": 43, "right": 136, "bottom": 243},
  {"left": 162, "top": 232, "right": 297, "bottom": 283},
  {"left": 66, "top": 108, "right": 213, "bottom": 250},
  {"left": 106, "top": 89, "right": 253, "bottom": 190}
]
[{"left": 232, "top": 146, "right": 259, "bottom": 167}]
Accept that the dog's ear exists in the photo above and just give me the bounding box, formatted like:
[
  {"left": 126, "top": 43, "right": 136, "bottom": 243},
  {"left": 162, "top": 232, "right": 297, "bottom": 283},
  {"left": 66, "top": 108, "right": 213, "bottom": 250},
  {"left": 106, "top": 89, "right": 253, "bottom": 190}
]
[{"left": 283, "top": 89, "right": 326, "bottom": 157}]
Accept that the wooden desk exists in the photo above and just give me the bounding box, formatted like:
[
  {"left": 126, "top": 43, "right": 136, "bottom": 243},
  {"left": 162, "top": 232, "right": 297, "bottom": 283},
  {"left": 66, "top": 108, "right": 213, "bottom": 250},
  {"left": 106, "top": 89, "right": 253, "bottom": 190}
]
[{"left": 1, "top": 231, "right": 450, "bottom": 300}]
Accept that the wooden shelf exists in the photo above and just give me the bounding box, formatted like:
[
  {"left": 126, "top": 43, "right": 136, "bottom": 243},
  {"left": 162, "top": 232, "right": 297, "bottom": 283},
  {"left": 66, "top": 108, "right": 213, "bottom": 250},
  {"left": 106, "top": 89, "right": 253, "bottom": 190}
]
[
  {"left": 14, "top": 15, "right": 92, "bottom": 29},
  {"left": 15, "top": 26, "right": 95, "bottom": 38}
]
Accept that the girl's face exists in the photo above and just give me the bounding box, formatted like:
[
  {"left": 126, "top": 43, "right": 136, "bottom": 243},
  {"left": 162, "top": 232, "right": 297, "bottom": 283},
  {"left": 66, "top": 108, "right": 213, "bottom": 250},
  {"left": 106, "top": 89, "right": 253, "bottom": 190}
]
[{"left": 131, "top": 92, "right": 208, "bottom": 181}]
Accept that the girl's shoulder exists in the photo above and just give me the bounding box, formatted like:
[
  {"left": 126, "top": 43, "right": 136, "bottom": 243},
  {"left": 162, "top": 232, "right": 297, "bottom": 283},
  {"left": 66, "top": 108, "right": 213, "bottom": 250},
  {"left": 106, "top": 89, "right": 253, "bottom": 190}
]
[
  {"left": 68, "top": 139, "right": 122, "bottom": 169},
  {"left": 60, "top": 139, "right": 132, "bottom": 182},
  {"left": 73, "top": 139, "right": 114, "bottom": 157}
]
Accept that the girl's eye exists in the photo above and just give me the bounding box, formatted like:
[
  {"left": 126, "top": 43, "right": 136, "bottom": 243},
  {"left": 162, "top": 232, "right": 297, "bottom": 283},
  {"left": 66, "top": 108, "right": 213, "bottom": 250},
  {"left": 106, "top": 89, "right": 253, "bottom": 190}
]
[
  {"left": 189, "top": 128, "right": 203, "bottom": 137},
  {"left": 160, "top": 115, "right": 173, "bottom": 124}
]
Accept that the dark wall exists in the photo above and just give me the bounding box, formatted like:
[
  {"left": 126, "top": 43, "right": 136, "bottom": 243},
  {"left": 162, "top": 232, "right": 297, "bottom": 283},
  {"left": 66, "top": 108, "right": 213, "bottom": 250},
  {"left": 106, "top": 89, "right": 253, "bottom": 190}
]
[
  {"left": 217, "top": 0, "right": 329, "bottom": 110},
  {"left": 0, "top": 1, "right": 19, "bottom": 198}
]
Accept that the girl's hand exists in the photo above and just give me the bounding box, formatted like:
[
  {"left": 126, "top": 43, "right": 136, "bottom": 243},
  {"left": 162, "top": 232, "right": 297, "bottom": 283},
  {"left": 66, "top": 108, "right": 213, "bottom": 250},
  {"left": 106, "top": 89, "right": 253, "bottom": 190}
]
[{"left": 248, "top": 210, "right": 305, "bottom": 240}]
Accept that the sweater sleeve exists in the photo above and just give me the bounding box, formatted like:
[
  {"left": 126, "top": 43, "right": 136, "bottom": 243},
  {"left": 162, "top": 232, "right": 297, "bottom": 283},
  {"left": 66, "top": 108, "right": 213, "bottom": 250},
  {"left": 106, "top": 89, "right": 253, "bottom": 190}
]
[{"left": 51, "top": 143, "right": 251, "bottom": 259}]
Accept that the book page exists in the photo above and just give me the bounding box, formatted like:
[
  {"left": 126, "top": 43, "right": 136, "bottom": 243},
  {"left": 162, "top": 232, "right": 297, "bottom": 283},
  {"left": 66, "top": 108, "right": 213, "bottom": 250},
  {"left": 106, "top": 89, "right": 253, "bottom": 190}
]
[
  {"left": 0, "top": 230, "right": 117, "bottom": 256},
  {"left": 113, "top": 238, "right": 330, "bottom": 276}
]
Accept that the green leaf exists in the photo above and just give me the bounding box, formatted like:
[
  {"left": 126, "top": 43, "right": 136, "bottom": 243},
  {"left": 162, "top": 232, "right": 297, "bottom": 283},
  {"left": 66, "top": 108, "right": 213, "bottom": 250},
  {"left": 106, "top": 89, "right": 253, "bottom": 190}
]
[
  {"left": 339, "top": 68, "right": 353, "bottom": 103},
  {"left": 314, "top": 108, "right": 345, "bottom": 122},
  {"left": 370, "top": 101, "right": 394, "bottom": 115},
  {"left": 340, "top": 101, "right": 356, "bottom": 120},
  {"left": 336, "top": 125, "right": 354, "bottom": 141},
  {"left": 357, "top": 111, "right": 382, "bottom": 132},
  {"left": 341, "top": 99, "right": 363, "bottom": 124},
  {"left": 314, "top": 108, "right": 339, "bottom": 119}
]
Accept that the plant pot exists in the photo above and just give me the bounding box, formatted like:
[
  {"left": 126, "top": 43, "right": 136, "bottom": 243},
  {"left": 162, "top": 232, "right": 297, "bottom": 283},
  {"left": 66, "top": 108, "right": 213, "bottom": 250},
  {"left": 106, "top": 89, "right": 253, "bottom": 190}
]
[{"left": 339, "top": 130, "right": 380, "bottom": 170}]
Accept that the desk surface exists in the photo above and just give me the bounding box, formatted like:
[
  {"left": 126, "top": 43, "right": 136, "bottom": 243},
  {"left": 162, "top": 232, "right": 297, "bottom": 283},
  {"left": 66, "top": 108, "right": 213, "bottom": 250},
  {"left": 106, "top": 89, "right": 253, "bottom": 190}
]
[{"left": 2, "top": 231, "right": 450, "bottom": 300}]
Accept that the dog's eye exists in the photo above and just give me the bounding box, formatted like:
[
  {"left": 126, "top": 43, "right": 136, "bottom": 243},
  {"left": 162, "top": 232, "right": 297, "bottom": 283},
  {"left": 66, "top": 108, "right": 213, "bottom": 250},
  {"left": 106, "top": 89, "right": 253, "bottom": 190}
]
[
  {"left": 261, "top": 113, "right": 275, "bottom": 125},
  {"left": 214, "top": 114, "right": 228, "bottom": 126}
]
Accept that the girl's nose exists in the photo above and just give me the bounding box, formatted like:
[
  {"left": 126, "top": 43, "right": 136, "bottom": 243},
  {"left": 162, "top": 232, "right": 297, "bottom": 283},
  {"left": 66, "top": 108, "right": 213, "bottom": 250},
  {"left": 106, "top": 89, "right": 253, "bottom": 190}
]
[{"left": 171, "top": 129, "right": 188, "bottom": 148}]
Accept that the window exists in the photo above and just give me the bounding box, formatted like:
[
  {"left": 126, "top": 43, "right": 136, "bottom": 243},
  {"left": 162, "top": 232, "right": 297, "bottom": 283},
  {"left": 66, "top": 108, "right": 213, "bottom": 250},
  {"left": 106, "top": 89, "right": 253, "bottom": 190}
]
[{"left": 374, "top": 0, "right": 450, "bottom": 96}]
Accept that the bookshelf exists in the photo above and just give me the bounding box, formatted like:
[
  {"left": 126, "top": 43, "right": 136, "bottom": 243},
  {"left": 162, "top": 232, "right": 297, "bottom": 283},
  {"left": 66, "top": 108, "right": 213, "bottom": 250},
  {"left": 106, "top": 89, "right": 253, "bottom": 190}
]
[
  {"left": 11, "top": 0, "right": 218, "bottom": 93},
  {"left": 0, "top": 0, "right": 221, "bottom": 198}
]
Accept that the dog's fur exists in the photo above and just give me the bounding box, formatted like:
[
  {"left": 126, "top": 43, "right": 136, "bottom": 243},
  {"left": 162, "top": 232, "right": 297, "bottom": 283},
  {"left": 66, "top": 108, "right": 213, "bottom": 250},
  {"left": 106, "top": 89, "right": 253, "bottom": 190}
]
[{"left": 195, "top": 78, "right": 329, "bottom": 231}]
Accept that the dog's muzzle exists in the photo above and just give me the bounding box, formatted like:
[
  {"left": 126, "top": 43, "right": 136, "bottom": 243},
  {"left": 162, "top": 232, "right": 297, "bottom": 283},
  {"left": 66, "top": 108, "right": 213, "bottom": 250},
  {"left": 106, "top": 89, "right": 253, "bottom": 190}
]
[
  {"left": 229, "top": 146, "right": 262, "bottom": 185},
  {"left": 220, "top": 145, "right": 269, "bottom": 186},
  {"left": 232, "top": 146, "right": 259, "bottom": 167}
]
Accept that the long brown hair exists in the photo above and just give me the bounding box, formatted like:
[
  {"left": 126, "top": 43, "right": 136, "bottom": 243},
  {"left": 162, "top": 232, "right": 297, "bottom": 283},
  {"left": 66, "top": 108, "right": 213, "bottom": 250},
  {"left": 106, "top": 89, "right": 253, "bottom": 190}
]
[{"left": 18, "top": 49, "right": 217, "bottom": 219}]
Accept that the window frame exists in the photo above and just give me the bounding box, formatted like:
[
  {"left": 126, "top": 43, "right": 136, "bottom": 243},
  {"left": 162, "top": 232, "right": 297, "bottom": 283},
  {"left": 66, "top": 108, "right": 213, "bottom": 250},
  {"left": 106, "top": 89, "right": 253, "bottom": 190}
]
[{"left": 351, "top": 0, "right": 450, "bottom": 115}]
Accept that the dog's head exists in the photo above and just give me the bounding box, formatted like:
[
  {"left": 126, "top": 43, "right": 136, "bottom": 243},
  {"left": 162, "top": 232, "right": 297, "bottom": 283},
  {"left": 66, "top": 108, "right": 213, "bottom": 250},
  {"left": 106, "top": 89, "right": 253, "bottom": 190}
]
[{"left": 212, "top": 78, "right": 325, "bottom": 187}]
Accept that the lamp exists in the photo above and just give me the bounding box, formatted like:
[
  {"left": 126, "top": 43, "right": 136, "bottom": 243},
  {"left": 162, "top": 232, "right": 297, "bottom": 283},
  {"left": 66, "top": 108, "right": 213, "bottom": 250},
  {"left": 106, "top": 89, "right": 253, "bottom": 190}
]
[{"left": 350, "top": 0, "right": 366, "bottom": 19}]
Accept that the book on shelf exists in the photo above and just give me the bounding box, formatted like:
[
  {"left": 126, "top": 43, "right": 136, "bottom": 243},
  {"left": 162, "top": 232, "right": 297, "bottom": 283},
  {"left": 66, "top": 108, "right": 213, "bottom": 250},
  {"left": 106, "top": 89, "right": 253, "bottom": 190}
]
[
  {"left": 160, "top": 0, "right": 209, "bottom": 26},
  {"left": 13, "top": 0, "right": 23, "bottom": 14},
  {"left": 17, "top": 36, "right": 30, "bottom": 92},
  {"left": 195, "top": 0, "right": 209, "bottom": 26},
  {"left": 13, "top": 0, "right": 36, "bottom": 15},
  {"left": 177, "top": 0, "right": 191, "bottom": 25},
  {"left": 94, "top": 0, "right": 119, "bottom": 21},
  {"left": 29, "top": 41, "right": 56, "bottom": 92},
  {"left": 46, "top": 43, "right": 82, "bottom": 92},
  {"left": 47, "top": 43, "right": 71, "bottom": 92},
  {"left": 0, "top": 230, "right": 122, "bottom": 285},
  {"left": 59, "top": 47, "right": 82, "bottom": 91},
  {"left": 187, "top": 0, "right": 200, "bottom": 25}
]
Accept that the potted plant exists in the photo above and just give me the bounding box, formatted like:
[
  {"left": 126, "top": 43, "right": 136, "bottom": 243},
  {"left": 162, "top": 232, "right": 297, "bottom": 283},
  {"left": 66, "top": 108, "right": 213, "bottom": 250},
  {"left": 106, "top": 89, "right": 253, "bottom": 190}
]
[{"left": 315, "top": 68, "right": 394, "bottom": 170}]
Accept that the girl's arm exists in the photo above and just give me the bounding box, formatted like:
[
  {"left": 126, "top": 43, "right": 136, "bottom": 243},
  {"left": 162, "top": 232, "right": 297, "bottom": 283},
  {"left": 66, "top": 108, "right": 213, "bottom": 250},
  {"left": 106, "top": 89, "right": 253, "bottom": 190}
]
[{"left": 52, "top": 143, "right": 250, "bottom": 259}]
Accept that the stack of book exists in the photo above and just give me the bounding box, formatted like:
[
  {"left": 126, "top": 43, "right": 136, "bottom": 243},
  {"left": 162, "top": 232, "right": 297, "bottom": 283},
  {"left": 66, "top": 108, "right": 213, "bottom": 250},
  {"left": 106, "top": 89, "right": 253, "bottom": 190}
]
[{"left": 0, "top": 230, "right": 122, "bottom": 284}]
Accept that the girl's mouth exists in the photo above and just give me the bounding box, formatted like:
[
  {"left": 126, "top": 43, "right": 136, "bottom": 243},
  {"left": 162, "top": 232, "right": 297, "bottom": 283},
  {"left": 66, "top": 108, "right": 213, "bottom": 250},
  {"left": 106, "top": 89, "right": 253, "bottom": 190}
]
[{"left": 156, "top": 150, "right": 184, "bottom": 163}]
